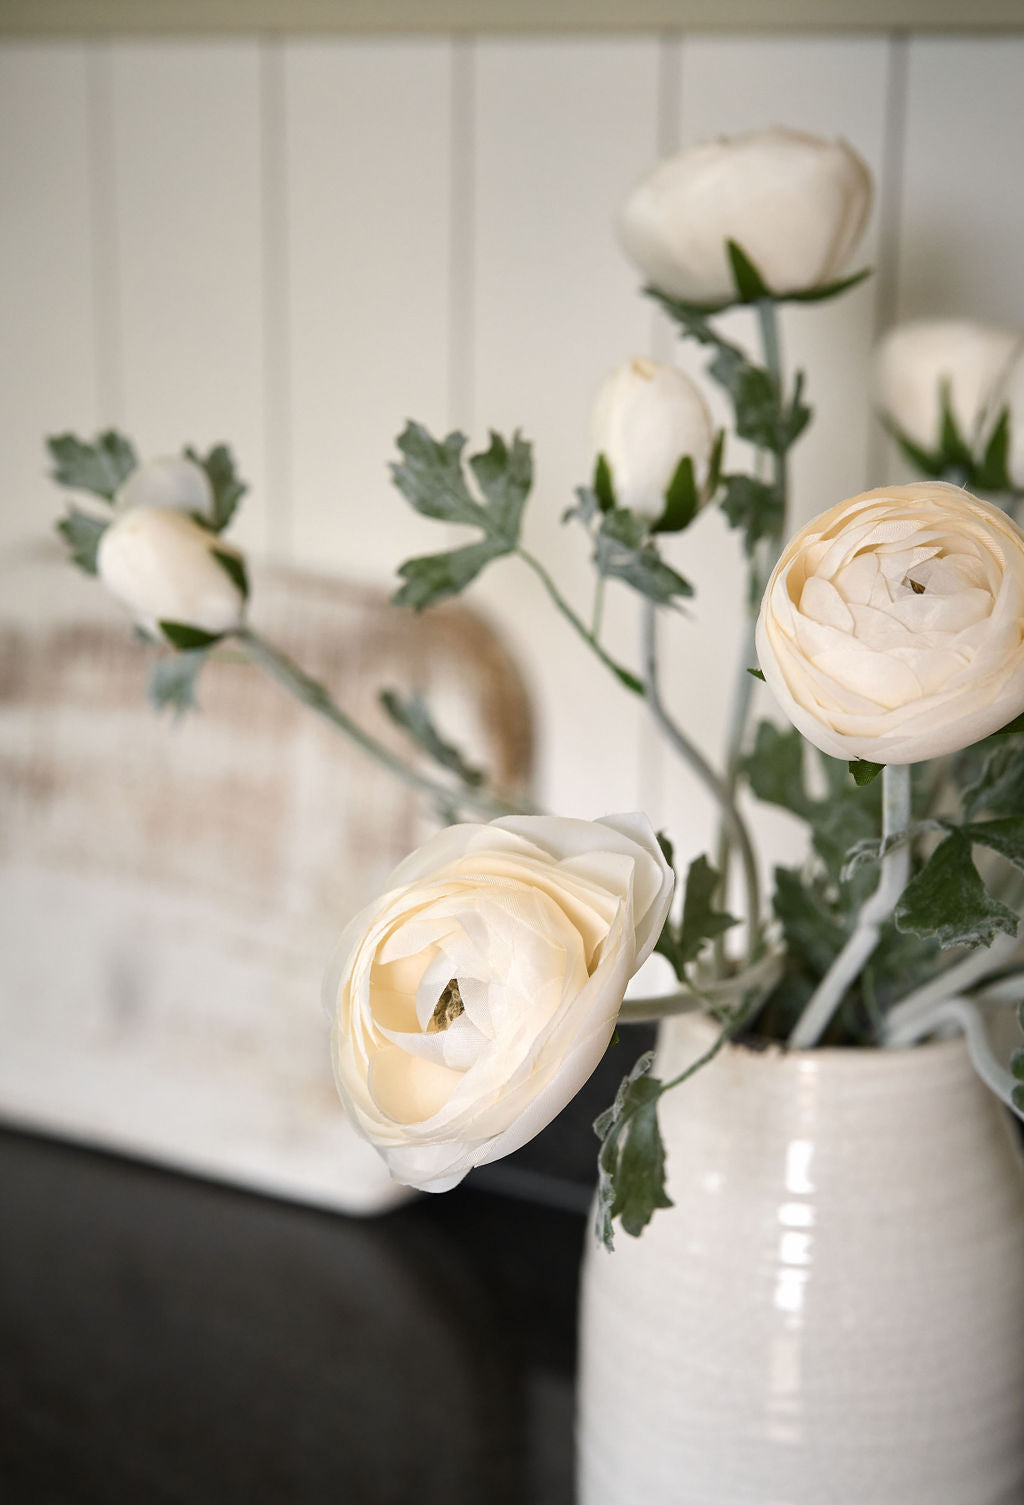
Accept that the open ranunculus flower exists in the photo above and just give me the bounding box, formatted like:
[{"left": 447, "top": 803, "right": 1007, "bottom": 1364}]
[
  {"left": 326, "top": 814, "right": 674, "bottom": 1192},
  {"left": 756, "top": 483, "right": 1024, "bottom": 764}
]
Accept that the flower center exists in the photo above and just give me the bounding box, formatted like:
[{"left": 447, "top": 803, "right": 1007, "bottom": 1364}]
[
  {"left": 426, "top": 978, "right": 465, "bottom": 1034},
  {"left": 906, "top": 577, "right": 926, "bottom": 595}
]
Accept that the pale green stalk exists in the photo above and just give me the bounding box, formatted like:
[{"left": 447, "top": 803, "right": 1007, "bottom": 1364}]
[
  {"left": 235, "top": 627, "right": 537, "bottom": 822},
  {"left": 789, "top": 764, "right": 912, "bottom": 1050},
  {"left": 642, "top": 601, "right": 761, "bottom": 965},
  {"left": 516, "top": 547, "right": 643, "bottom": 694},
  {"left": 885, "top": 992, "right": 1023, "bottom": 1120}
]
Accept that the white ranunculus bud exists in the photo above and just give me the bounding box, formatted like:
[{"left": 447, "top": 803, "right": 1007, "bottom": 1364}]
[
  {"left": 115, "top": 454, "right": 214, "bottom": 518},
  {"left": 875, "top": 320, "right": 1024, "bottom": 484},
  {"left": 756, "top": 482, "right": 1024, "bottom": 765},
  {"left": 326, "top": 813, "right": 675, "bottom": 1192},
  {"left": 97, "top": 504, "right": 246, "bottom": 640},
  {"left": 590, "top": 357, "right": 714, "bottom": 513},
  {"left": 618, "top": 127, "right": 872, "bottom": 306}
]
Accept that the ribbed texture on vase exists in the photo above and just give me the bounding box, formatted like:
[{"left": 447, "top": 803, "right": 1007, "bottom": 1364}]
[{"left": 578, "top": 1015, "right": 1024, "bottom": 1505}]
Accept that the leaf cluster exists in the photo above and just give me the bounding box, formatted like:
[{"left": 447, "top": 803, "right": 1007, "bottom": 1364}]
[
  {"left": 886, "top": 385, "right": 1019, "bottom": 497},
  {"left": 379, "top": 687, "right": 486, "bottom": 789},
  {"left": 390, "top": 425, "right": 532, "bottom": 611},
  {"left": 654, "top": 850, "right": 738, "bottom": 982},
  {"left": 594, "top": 1051, "right": 672, "bottom": 1249}
]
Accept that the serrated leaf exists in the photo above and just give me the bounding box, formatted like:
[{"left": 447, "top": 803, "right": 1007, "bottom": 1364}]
[
  {"left": 963, "top": 739, "right": 1024, "bottom": 819},
  {"left": 593, "top": 453, "right": 616, "bottom": 513},
  {"left": 850, "top": 759, "right": 885, "bottom": 786},
  {"left": 468, "top": 429, "right": 532, "bottom": 542},
  {"left": 210, "top": 547, "right": 248, "bottom": 600},
  {"left": 719, "top": 473, "right": 783, "bottom": 554},
  {"left": 677, "top": 854, "right": 738, "bottom": 967},
  {"left": 895, "top": 831, "right": 1018, "bottom": 950},
  {"left": 726, "top": 239, "right": 771, "bottom": 302},
  {"left": 391, "top": 424, "right": 485, "bottom": 527},
  {"left": 48, "top": 430, "right": 137, "bottom": 500},
  {"left": 157, "top": 620, "right": 225, "bottom": 651},
  {"left": 651, "top": 455, "right": 699, "bottom": 535},
  {"left": 710, "top": 351, "right": 779, "bottom": 449},
  {"left": 379, "top": 687, "right": 485, "bottom": 787},
  {"left": 743, "top": 721, "right": 815, "bottom": 822},
  {"left": 56, "top": 508, "right": 108, "bottom": 575},
  {"left": 956, "top": 815, "right": 1024, "bottom": 875},
  {"left": 148, "top": 650, "right": 208, "bottom": 715},
  {"left": 975, "top": 408, "right": 1013, "bottom": 492},
  {"left": 594, "top": 508, "right": 692, "bottom": 605},
  {"left": 563, "top": 485, "right": 601, "bottom": 528},
  {"left": 773, "top": 866, "right": 848, "bottom": 977},
  {"left": 184, "top": 443, "right": 248, "bottom": 532},
  {"left": 594, "top": 1052, "right": 672, "bottom": 1249},
  {"left": 392, "top": 538, "right": 508, "bottom": 611}
]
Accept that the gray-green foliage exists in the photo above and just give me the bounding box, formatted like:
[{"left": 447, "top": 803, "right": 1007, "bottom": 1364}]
[
  {"left": 390, "top": 425, "right": 532, "bottom": 610},
  {"left": 56, "top": 509, "right": 108, "bottom": 575},
  {"left": 655, "top": 854, "right": 738, "bottom": 979},
  {"left": 566, "top": 455, "right": 696, "bottom": 608},
  {"left": 379, "top": 688, "right": 486, "bottom": 788},
  {"left": 895, "top": 830, "right": 1018, "bottom": 950},
  {"left": 149, "top": 650, "right": 209, "bottom": 715},
  {"left": 48, "top": 430, "right": 137, "bottom": 500},
  {"left": 594, "top": 1051, "right": 672, "bottom": 1249},
  {"left": 886, "top": 386, "right": 1019, "bottom": 498},
  {"left": 184, "top": 444, "right": 248, "bottom": 533}
]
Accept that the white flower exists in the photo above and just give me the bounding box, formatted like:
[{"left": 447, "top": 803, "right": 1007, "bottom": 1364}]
[
  {"left": 875, "top": 319, "right": 1024, "bottom": 484},
  {"left": 115, "top": 454, "right": 214, "bottom": 518},
  {"left": 756, "top": 482, "right": 1024, "bottom": 765},
  {"left": 97, "top": 504, "right": 246, "bottom": 640},
  {"left": 326, "top": 813, "right": 675, "bottom": 1192},
  {"left": 590, "top": 358, "right": 714, "bottom": 513},
  {"left": 618, "top": 127, "right": 872, "bottom": 306}
]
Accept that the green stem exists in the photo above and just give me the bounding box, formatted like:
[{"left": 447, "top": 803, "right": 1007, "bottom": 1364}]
[
  {"left": 235, "top": 627, "right": 536, "bottom": 822},
  {"left": 661, "top": 988, "right": 761, "bottom": 1093},
  {"left": 642, "top": 601, "right": 760, "bottom": 966},
  {"left": 516, "top": 547, "right": 644, "bottom": 696},
  {"left": 789, "top": 763, "right": 912, "bottom": 1050}
]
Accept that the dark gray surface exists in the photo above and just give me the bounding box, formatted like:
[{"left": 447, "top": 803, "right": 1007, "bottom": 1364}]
[{"left": 0, "top": 1126, "right": 584, "bottom": 1505}]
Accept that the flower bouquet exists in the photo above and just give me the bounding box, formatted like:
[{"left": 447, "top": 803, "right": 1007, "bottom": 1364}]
[{"left": 49, "top": 127, "right": 1024, "bottom": 1503}]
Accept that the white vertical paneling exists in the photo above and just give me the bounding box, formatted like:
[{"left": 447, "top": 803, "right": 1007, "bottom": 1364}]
[
  {"left": 108, "top": 41, "right": 269, "bottom": 552},
  {"left": 896, "top": 38, "right": 1024, "bottom": 329},
  {"left": 645, "top": 34, "right": 892, "bottom": 875},
  {"left": 0, "top": 44, "right": 99, "bottom": 552},
  {"left": 471, "top": 37, "right": 661, "bottom": 818},
  {"left": 283, "top": 39, "right": 453, "bottom": 577}
]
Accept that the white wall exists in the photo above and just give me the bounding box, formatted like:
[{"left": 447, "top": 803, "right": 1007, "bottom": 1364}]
[{"left": 3, "top": 30, "right": 1023, "bottom": 866}]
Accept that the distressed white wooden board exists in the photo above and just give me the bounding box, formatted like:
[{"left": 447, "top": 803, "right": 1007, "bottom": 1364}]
[
  {"left": 0, "top": 43, "right": 99, "bottom": 552},
  {"left": 645, "top": 34, "right": 892, "bottom": 897},
  {"left": 283, "top": 39, "right": 454, "bottom": 578},
  {"left": 469, "top": 36, "right": 662, "bottom": 820},
  {"left": 107, "top": 41, "right": 270, "bottom": 554}
]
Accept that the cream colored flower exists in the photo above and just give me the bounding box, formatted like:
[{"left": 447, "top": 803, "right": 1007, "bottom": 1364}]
[
  {"left": 590, "top": 357, "right": 714, "bottom": 513},
  {"left": 618, "top": 127, "right": 872, "bottom": 306},
  {"left": 756, "top": 483, "right": 1024, "bottom": 764},
  {"left": 326, "top": 814, "right": 674, "bottom": 1192},
  {"left": 875, "top": 320, "right": 1024, "bottom": 485},
  {"left": 97, "top": 504, "right": 246, "bottom": 640}
]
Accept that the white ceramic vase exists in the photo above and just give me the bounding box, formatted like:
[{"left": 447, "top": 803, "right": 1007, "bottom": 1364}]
[{"left": 578, "top": 1011, "right": 1024, "bottom": 1505}]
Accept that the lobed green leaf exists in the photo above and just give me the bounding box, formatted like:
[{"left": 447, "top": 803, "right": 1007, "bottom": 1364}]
[
  {"left": 184, "top": 443, "right": 248, "bottom": 533},
  {"left": 48, "top": 430, "right": 137, "bottom": 500},
  {"left": 148, "top": 650, "right": 209, "bottom": 715},
  {"left": 56, "top": 509, "right": 108, "bottom": 575},
  {"left": 894, "top": 831, "right": 1018, "bottom": 950}
]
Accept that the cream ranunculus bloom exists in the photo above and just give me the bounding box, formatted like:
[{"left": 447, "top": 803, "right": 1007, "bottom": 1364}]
[
  {"left": 755, "top": 483, "right": 1024, "bottom": 764},
  {"left": 875, "top": 320, "right": 1024, "bottom": 485},
  {"left": 618, "top": 127, "right": 872, "bottom": 306},
  {"left": 590, "top": 357, "right": 714, "bottom": 514},
  {"left": 97, "top": 504, "right": 246, "bottom": 640},
  {"left": 326, "top": 813, "right": 675, "bottom": 1192}
]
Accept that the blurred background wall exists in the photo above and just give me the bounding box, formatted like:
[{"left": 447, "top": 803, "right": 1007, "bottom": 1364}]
[{"left": 3, "top": 9, "right": 1024, "bottom": 865}]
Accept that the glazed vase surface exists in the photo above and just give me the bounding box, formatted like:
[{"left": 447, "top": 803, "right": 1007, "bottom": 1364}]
[{"left": 578, "top": 1012, "right": 1024, "bottom": 1504}]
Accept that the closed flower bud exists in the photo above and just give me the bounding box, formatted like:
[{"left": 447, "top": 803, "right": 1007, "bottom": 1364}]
[
  {"left": 618, "top": 127, "right": 872, "bottom": 306},
  {"left": 590, "top": 358, "right": 714, "bottom": 513},
  {"left": 115, "top": 454, "right": 214, "bottom": 518},
  {"left": 97, "top": 504, "right": 246, "bottom": 640},
  {"left": 875, "top": 319, "right": 1024, "bottom": 485}
]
